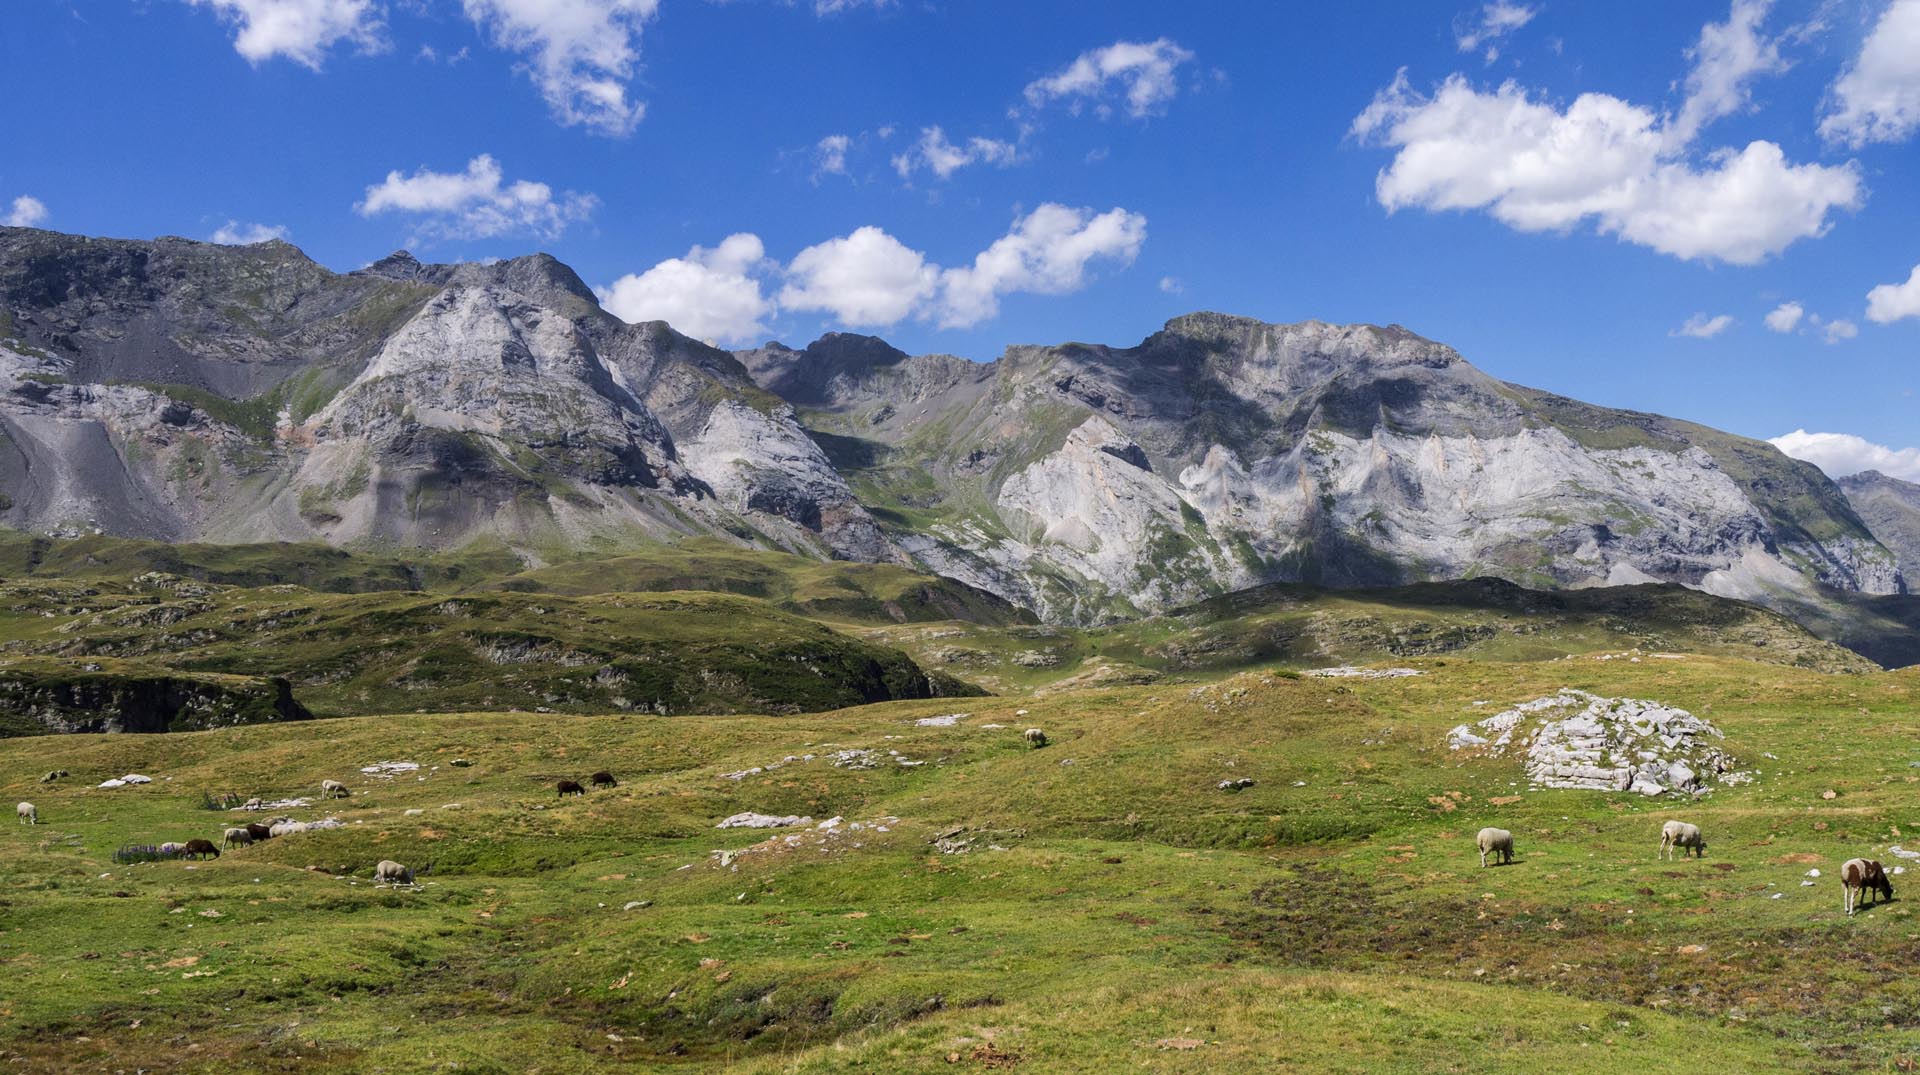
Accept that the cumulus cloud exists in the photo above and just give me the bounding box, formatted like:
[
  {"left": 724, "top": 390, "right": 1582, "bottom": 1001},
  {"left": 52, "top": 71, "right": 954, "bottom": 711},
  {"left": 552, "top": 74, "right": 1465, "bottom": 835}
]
[
  {"left": 1159, "top": 275, "right": 1183, "bottom": 294},
  {"left": 1867, "top": 263, "right": 1920, "bottom": 324},
  {"left": 934, "top": 204, "right": 1146, "bottom": 328},
  {"left": 4, "top": 195, "right": 48, "bottom": 228},
  {"left": 460, "top": 0, "right": 659, "bottom": 136},
  {"left": 183, "top": 0, "right": 385, "bottom": 68},
  {"left": 813, "top": 134, "right": 852, "bottom": 181},
  {"left": 355, "top": 154, "right": 597, "bottom": 242},
  {"left": 1670, "top": 0, "right": 1789, "bottom": 144},
  {"left": 1820, "top": 0, "right": 1920, "bottom": 147},
  {"left": 1771, "top": 429, "right": 1920, "bottom": 482},
  {"left": 603, "top": 204, "right": 1149, "bottom": 336},
  {"left": 1023, "top": 38, "right": 1195, "bottom": 118},
  {"left": 779, "top": 226, "right": 941, "bottom": 327},
  {"left": 596, "top": 234, "right": 773, "bottom": 344},
  {"left": 1672, "top": 312, "right": 1735, "bottom": 338},
  {"left": 1351, "top": 64, "right": 1862, "bottom": 264},
  {"left": 1764, "top": 300, "right": 1804, "bottom": 332},
  {"left": 209, "top": 220, "right": 290, "bottom": 244},
  {"left": 1821, "top": 317, "right": 1858, "bottom": 343},
  {"left": 1454, "top": 2, "right": 1537, "bottom": 53},
  {"left": 890, "top": 127, "right": 1020, "bottom": 181}
]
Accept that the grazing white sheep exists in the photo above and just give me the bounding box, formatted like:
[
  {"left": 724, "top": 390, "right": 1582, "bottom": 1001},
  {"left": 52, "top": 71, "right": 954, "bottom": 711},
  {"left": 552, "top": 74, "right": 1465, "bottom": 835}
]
[
  {"left": 158, "top": 842, "right": 188, "bottom": 857},
  {"left": 222, "top": 826, "right": 254, "bottom": 849},
  {"left": 1024, "top": 728, "right": 1048, "bottom": 749},
  {"left": 374, "top": 860, "right": 415, "bottom": 886},
  {"left": 1477, "top": 827, "right": 1514, "bottom": 867},
  {"left": 320, "top": 779, "right": 350, "bottom": 799},
  {"left": 269, "top": 820, "right": 309, "bottom": 838},
  {"left": 1659, "top": 820, "right": 1706, "bottom": 860},
  {"left": 1842, "top": 858, "right": 1894, "bottom": 916},
  {"left": 16, "top": 802, "right": 36, "bottom": 825}
]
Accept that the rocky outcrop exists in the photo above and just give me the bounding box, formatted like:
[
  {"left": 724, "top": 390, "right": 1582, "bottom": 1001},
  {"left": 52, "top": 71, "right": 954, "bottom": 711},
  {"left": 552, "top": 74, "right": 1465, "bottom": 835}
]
[
  {"left": 1448, "top": 690, "right": 1742, "bottom": 796},
  {"left": 0, "top": 662, "right": 310, "bottom": 736}
]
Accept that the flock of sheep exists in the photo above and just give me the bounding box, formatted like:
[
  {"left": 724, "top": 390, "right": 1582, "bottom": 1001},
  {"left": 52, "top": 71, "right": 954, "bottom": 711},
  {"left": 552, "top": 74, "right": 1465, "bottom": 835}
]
[
  {"left": 12, "top": 745, "right": 1899, "bottom": 917},
  {"left": 1476, "top": 820, "right": 1896, "bottom": 916},
  {"left": 16, "top": 778, "right": 414, "bottom": 886}
]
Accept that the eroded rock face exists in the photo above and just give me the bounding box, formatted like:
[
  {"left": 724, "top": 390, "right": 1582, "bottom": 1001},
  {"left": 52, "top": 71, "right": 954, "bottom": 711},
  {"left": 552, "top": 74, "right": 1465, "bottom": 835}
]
[
  {"left": 746, "top": 313, "right": 1902, "bottom": 624},
  {"left": 0, "top": 666, "right": 310, "bottom": 734},
  {"left": 1447, "top": 689, "right": 1741, "bottom": 796},
  {"left": 0, "top": 230, "right": 1901, "bottom": 636},
  {"left": 0, "top": 230, "right": 895, "bottom": 564}
]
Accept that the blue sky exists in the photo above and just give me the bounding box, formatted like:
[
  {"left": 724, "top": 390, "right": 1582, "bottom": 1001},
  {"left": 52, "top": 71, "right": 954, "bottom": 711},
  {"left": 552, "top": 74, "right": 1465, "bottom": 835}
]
[{"left": 4, "top": 0, "right": 1918, "bottom": 477}]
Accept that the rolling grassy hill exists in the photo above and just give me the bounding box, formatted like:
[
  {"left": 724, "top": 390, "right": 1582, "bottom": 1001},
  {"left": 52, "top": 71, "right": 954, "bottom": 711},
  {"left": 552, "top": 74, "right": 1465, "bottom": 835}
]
[
  {"left": 2, "top": 655, "right": 1917, "bottom": 1072},
  {"left": 0, "top": 575, "right": 979, "bottom": 722}
]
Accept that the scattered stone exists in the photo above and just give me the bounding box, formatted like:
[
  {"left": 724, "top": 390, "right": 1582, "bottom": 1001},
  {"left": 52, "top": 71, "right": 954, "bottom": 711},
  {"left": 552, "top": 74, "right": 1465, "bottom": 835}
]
[
  {"left": 914, "top": 713, "right": 968, "bottom": 727},
  {"left": 1821, "top": 790, "right": 1838, "bottom": 800},
  {"left": 715, "top": 812, "right": 812, "bottom": 830},
  {"left": 623, "top": 900, "right": 651, "bottom": 911},
  {"left": 1303, "top": 666, "right": 1423, "bottom": 679},
  {"left": 450, "top": 759, "right": 472, "bottom": 768},
  {"left": 1217, "top": 778, "right": 1255, "bottom": 792},
  {"left": 830, "top": 749, "right": 881, "bottom": 770},
  {"left": 360, "top": 761, "right": 420, "bottom": 777}
]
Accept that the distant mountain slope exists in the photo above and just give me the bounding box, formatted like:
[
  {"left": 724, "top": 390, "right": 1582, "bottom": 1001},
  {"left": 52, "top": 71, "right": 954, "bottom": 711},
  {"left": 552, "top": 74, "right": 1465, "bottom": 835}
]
[
  {"left": 1840, "top": 470, "right": 1920, "bottom": 578},
  {"left": 738, "top": 315, "right": 1900, "bottom": 623},
  {"left": 0, "top": 227, "right": 892, "bottom": 563},
  {"left": 0, "top": 228, "right": 1902, "bottom": 651}
]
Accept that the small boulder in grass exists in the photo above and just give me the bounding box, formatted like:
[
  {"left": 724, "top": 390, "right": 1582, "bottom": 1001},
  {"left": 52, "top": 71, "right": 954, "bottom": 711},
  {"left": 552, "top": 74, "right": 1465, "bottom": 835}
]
[
  {"left": 451, "top": 759, "right": 472, "bottom": 768},
  {"left": 1822, "top": 790, "right": 1839, "bottom": 800}
]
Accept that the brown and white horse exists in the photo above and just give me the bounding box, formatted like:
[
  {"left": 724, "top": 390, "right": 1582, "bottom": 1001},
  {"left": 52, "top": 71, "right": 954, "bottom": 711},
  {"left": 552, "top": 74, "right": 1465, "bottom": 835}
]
[{"left": 1842, "top": 858, "right": 1894, "bottom": 915}]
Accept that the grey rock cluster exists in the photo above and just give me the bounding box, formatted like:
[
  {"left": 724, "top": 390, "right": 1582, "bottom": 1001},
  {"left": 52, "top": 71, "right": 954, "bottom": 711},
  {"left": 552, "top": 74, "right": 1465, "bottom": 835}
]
[{"left": 1448, "top": 689, "right": 1738, "bottom": 796}]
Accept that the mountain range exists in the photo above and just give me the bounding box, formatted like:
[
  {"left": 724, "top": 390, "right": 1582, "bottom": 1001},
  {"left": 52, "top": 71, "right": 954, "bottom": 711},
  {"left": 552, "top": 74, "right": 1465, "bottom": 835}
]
[{"left": 1, "top": 226, "right": 1912, "bottom": 658}]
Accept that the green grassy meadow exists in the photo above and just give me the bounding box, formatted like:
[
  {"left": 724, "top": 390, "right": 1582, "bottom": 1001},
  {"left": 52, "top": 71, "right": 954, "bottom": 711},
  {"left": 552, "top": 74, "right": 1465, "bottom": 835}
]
[{"left": 3, "top": 653, "right": 1918, "bottom": 1073}]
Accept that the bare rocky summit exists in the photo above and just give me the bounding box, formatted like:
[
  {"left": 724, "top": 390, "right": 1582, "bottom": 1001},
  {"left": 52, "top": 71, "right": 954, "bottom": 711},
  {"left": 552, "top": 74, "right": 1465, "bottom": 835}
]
[{"left": 0, "top": 227, "right": 1904, "bottom": 649}]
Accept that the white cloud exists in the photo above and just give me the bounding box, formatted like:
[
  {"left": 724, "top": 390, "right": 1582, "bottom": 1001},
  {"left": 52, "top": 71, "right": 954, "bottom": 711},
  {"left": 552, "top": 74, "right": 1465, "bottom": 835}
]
[
  {"left": 810, "top": 0, "right": 892, "bottom": 12},
  {"left": 1771, "top": 429, "right": 1920, "bottom": 482},
  {"left": 1351, "top": 68, "right": 1862, "bottom": 264},
  {"left": 813, "top": 134, "right": 852, "bottom": 181},
  {"left": 210, "top": 220, "right": 290, "bottom": 244},
  {"left": 355, "top": 154, "right": 597, "bottom": 241},
  {"left": 935, "top": 205, "right": 1146, "bottom": 328},
  {"left": 779, "top": 226, "right": 940, "bottom": 328},
  {"left": 4, "top": 195, "right": 48, "bottom": 228},
  {"left": 459, "top": 0, "right": 659, "bottom": 136},
  {"left": 1454, "top": 2, "right": 1537, "bottom": 53},
  {"left": 1023, "top": 38, "right": 1196, "bottom": 118},
  {"left": 183, "top": 0, "right": 384, "bottom": 69},
  {"left": 1822, "top": 317, "right": 1858, "bottom": 343},
  {"left": 890, "top": 127, "right": 1019, "bottom": 181},
  {"left": 1670, "top": 0, "right": 1788, "bottom": 145},
  {"left": 1867, "top": 263, "right": 1920, "bottom": 324},
  {"left": 1819, "top": 0, "right": 1920, "bottom": 147},
  {"left": 1764, "top": 300, "right": 1804, "bottom": 332},
  {"left": 1672, "top": 312, "right": 1735, "bottom": 338},
  {"left": 596, "top": 234, "right": 773, "bottom": 344},
  {"left": 778, "top": 204, "right": 1146, "bottom": 330},
  {"left": 1159, "top": 275, "right": 1183, "bottom": 294}
]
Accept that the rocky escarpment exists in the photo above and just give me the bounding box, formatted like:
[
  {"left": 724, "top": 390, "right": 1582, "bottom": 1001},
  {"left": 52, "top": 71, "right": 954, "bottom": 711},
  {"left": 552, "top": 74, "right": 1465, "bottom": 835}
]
[
  {"left": 745, "top": 314, "right": 1903, "bottom": 624},
  {"left": 0, "top": 228, "right": 894, "bottom": 563},
  {"left": 0, "top": 661, "right": 310, "bottom": 736},
  {"left": 1841, "top": 471, "right": 1920, "bottom": 580}
]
